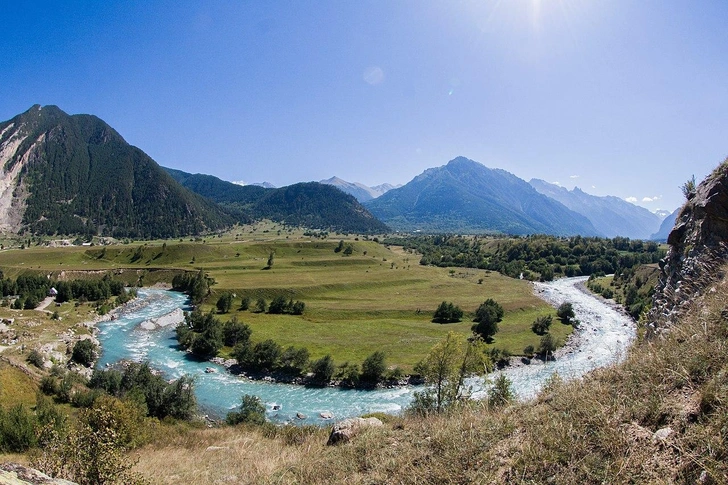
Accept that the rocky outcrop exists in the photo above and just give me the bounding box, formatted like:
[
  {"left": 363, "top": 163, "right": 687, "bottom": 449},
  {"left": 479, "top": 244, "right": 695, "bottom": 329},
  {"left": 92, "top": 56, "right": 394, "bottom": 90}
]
[
  {"left": 326, "top": 417, "right": 384, "bottom": 445},
  {"left": 649, "top": 161, "right": 728, "bottom": 332},
  {"left": 0, "top": 463, "right": 77, "bottom": 485}
]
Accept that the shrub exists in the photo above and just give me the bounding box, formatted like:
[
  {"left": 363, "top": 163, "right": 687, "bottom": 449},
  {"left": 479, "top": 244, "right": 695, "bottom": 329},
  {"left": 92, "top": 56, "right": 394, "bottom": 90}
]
[
  {"left": 360, "top": 351, "right": 387, "bottom": 384},
  {"left": 538, "top": 333, "right": 557, "bottom": 357},
  {"left": 311, "top": 355, "right": 335, "bottom": 384},
  {"left": 0, "top": 404, "right": 38, "bottom": 452},
  {"left": 432, "top": 301, "right": 464, "bottom": 323},
  {"left": 556, "top": 302, "right": 575, "bottom": 323},
  {"left": 72, "top": 340, "right": 97, "bottom": 367},
  {"left": 226, "top": 395, "right": 266, "bottom": 426},
  {"left": 488, "top": 374, "right": 515, "bottom": 408},
  {"left": 27, "top": 349, "right": 44, "bottom": 368},
  {"left": 531, "top": 315, "right": 553, "bottom": 335},
  {"left": 216, "top": 292, "right": 233, "bottom": 314}
]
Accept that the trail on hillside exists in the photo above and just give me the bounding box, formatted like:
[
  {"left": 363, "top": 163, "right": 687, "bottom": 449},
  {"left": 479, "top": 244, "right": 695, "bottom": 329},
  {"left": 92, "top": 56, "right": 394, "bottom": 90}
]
[{"left": 474, "top": 276, "right": 636, "bottom": 400}]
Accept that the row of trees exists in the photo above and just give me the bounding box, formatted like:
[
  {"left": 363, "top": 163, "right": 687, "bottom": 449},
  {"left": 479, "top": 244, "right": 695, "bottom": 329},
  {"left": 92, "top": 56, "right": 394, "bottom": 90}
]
[
  {"left": 432, "top": 299, "right": 505, "bottom": 342},
  {"left": 385, "top": 234, "right": 664, "bottom": 281},
  {"left": 216, "top": 292, "right": 305, "bottom": 316}
]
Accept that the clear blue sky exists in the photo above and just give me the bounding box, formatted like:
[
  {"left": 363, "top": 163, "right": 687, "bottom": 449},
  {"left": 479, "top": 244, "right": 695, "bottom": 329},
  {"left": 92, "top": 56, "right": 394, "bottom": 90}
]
[{"left": 2, "top": 1, "right": 727, "bottom": 213}]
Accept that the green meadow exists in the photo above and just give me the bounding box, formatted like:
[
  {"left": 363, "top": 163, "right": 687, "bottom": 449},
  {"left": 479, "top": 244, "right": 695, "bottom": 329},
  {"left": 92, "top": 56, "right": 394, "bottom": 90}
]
[{"left": 0, "top": 225, "right": 570, "bottom": 371}]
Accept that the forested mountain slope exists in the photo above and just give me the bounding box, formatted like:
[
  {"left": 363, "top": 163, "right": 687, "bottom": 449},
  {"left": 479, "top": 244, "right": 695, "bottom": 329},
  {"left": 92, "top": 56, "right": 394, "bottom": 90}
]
[{"left": 0, "top": 105, "right": 233, "bottom": 238}]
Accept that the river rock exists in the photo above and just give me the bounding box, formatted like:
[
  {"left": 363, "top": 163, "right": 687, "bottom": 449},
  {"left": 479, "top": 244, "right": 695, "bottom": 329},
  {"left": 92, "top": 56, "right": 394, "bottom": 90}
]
[
  {"left": 651, "top": 426, "right": 674, "bottom": 444},
  {"left": 327, "top": 417, "right": 383, "bottom": 445}
]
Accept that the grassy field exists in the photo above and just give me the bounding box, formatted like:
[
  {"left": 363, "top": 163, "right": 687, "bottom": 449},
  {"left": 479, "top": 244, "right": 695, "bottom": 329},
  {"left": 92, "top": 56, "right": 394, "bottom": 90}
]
[{"left": 0, "top": 223, "right": 567, "bottom": 371}]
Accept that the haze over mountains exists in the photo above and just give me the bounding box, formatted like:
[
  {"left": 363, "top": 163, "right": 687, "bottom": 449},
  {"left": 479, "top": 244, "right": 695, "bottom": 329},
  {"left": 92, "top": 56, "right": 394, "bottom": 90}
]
[
  {"left": 363, "top": 157, "right": 601, "bottom": 236},
  {"left": 0, "top": 106, "right": 676, "bottom": 239},
  {"left": 529, "top": 179, "right": 663, "bottom": 239}
]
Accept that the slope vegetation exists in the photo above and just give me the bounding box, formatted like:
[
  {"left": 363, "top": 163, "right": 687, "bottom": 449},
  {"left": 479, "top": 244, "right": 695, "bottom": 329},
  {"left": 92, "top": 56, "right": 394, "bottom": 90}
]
[
  {"left": 166, "top": 168, "right": 390, "bottom": 234},
  {"left": 0, "top": 105, "right": 233, "bottom": 238}
]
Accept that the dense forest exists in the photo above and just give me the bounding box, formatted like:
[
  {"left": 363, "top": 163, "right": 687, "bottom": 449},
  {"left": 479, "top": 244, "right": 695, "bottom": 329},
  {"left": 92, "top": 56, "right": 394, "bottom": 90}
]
[{"left": 383, "top": 234, "right": 664, "bottom": 281}]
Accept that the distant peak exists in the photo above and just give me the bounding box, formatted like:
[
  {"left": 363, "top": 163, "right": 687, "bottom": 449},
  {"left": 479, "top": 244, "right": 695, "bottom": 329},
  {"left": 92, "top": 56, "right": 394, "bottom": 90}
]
[{"left": 447, "top": 156, "right": 477, "bottom": 165}]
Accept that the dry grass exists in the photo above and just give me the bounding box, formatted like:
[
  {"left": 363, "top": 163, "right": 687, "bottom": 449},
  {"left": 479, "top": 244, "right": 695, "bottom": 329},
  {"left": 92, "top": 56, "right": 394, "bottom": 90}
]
[{"left": 133, "top": 272, "right": 728, "bottom": 484}]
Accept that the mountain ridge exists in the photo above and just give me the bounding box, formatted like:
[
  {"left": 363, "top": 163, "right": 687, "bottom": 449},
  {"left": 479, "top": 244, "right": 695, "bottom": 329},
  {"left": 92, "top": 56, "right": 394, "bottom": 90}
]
[{"left": 364, "top": 157, "right": 600, "bottom": 236}]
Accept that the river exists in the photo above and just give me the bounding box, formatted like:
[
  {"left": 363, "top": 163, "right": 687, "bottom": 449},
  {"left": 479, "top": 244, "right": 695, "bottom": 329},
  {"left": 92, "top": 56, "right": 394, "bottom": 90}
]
[{"left": 96, "top": 276, "right": 635, "bottom": 424}]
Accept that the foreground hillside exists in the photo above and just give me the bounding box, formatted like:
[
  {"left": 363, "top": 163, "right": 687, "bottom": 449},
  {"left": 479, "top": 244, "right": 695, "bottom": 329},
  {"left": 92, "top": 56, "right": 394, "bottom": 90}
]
[
  {"left": 124, "top": 276, "right": 727, "bottom": 483},
  {"left": 0, "top": 105, "right": 233, "bottom": 238}
]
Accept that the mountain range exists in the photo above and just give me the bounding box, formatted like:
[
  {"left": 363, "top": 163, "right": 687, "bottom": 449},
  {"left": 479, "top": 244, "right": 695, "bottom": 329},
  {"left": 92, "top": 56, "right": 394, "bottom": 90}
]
[
  {"left": 319, "top": 177, "right": 399, "bottom": 202},
  {"left": 528, "top": 179, "right": 663, "bottom": 239},
  {"left": 166, "top": 169, "right": 389, "bottom": 234},
  {"left": 364, "top": 157, "right": 601, "bottom": 236},
  {"left": 0, "top": 106, "right": 676, "bottom": 239}
]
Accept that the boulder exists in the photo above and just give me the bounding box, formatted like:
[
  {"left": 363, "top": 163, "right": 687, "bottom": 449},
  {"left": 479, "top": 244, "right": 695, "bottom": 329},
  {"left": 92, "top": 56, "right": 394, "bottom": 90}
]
[
  {"left": 0, "top": 463, "right": 78, "bottom": 485},
  {"left": 326, "top": 417, "right": 383, "bottom": 445}
]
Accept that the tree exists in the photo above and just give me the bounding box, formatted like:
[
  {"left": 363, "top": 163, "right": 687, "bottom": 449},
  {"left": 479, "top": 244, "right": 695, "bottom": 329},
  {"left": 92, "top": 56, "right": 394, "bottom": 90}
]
[
  {"left": 255, "top": 298, "right": 267, "bottom": 313},
  {"left": 268, "top": 295, "right": 288, "bottom": 314},
  {"left": 226, "top": 395, "right": 266, "bottom": 426},
  {"left": 279, "top": 346, "right": 309, "bottom": 375},
  {"left": 556, "top": 302, "right": 575, "bottom": 324},
  {"left": 223, "top": 317, "right": 252, "bottom": 347},
  {"left": 488, "top": 374, "right": 515, "bottom": 408},
  {"left": 72, "top": 340, "right": 97, "bottom": 367},
  {"left": 360, "top": 351, "right": 387, "bottom": 384},
  {"left": 472, "top": 299, "right": 504, "bottom": 341},
  {"left": 681, "top": 174, "right": 696, "bottom": 199},
  {"left": 311, "top": 355, "right": 335, "bottom": 384},
  {"left": 334, "top": 240, "right": 344, "bottom": 253},
  {"left": 216, "top": 292, "right": 233, "bottom": 314},
  {"left": 249, "top": 339, "right": 282, "bottom": 371},
  {"left": 538, "top": 333, "right": 557, "bottom": 358},
  {"left": 266, "top": 252, "right": 274, "bottom": 269},
  {"left": 432, "top": 301, "right": 463, "bottom": 323},
  {"left": 531, "top": 314, "right": 553, "bottom": 335},
  {"left": 239, "top": 296, "right": 251, "bottom": 311},
  {"left": 343, "top": 245, "right": 353, "bottom": 256},
  {"left": 411, "top": 332, "right": 488, "bottom": 414}
]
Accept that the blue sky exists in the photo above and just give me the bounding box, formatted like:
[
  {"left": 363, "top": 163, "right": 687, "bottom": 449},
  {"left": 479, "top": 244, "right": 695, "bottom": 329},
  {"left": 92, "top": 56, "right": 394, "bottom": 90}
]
[{"left": 2, "top": 1, "right": 727, "bottom": 213}]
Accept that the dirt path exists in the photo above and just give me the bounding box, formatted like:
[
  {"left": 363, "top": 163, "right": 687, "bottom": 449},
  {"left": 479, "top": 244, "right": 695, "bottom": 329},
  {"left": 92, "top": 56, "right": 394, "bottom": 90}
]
[{"left": 35, "top": 296, "right": 55, "bottom": 313}]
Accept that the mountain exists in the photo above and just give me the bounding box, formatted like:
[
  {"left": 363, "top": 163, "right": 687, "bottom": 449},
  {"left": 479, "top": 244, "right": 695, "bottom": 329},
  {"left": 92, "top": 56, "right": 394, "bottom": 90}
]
[
  {"left": 0, "top": 105, "right": 233, "bottom": 238},
  {"left": 319, "top": 176, "right": 398, "bottom": 202},
  {"left": 166, "top": 169, "right": 390, "bottom": 234},
  {"left": 649, "top": 207, "right": 680, "bottom": 241},
  {"left": 231, "top": 180, "right": 276, "bottom": 189},
  {"left": 654, "top": 209, "right": 672, "bottom": 219},
  {"left": 364, "top": 157, "right": 600, "bottom": 236},
  {"left": 529, "top": 179, "right": 662, "bottom": 239}
]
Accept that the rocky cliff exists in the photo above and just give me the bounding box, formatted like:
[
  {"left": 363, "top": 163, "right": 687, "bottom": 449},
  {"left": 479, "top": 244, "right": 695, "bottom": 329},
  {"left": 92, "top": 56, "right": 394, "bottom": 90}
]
[{"left": 649, "top": 160, "right": 728, "bottom": 332}]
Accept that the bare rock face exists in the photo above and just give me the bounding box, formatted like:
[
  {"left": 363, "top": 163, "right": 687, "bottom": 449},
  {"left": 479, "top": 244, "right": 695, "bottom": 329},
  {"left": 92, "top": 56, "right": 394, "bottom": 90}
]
[
  {"left": 326, "top": 417, "right": 384, "bottom": 445},
  {"left": 0, "top": 463, "right": 78, "bottom": 485},
  {"left": 649, "top": 161, "right": 728, "bottom": 333}
]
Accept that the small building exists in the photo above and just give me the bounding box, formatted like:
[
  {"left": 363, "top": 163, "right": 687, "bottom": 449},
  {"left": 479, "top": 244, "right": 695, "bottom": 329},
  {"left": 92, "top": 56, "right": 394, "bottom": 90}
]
[{"left": 49, "top": 287, "right": 58, "bottom": 297}]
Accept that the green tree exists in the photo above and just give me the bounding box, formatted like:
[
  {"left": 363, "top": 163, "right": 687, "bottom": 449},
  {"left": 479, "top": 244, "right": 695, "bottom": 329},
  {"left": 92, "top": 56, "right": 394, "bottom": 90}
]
[
  {"left": 531, "top": 314, "right": 553, "bottom": 335},
  {"left": 487, "top": 374, "right": 515, "bottom": 408},
  {"left": 268, "top": 295, "right": 289, "bottom": 314},
  {"left": 334, "top": 240, "right": 344, "bottom": 253},
  {"left": 249, "top": 339, "right": 282, "bottom": 371},
  {"left": 472, "top": 299, "right": 504, "bottom": 342},
  {"left": 538, "top": 333, "right": 557, "bottom": 358},
  {"left": 311, "top": 355, "right": 335, "bottom": 384},
  {"left": 279, "top": 346, "right": 310, "bottom": 375},
  {"left": 226, "top": 395, "right": 266, "bottom": 426},
  {"left": 223, "top": 317, "right": 252, "bottom": 347},
  {"left": 411, "top": 332, "right": 488, "bottom": 414},
  {"left": 72, "top": 340, "right": 97, "bottom": 367},
  {"left": 343, "top": 245, "right": 353, "bottom": 256},
  {"left": 681, "top": 174, "right": 696, "bottom": 199},
  {"left": 432, "top": 301, "right": 463, "bottom": 323},
  {"left": 556, "top": 302, "right": 575, "bottom": 323},
  {"left": 255, "top": 298, "right": 267, "bottom": 313},
  {"left": 239, "top": 295, "right": 251, "bottom": 311},
  {"left": 216, "top": 292, "right": 233, "bottom": 314},
  {"left": 360, "top": 351, "right": 387, "bottom": 384},
  {"left": 266, "top": 252, "right": 274, "bottom": 269}
]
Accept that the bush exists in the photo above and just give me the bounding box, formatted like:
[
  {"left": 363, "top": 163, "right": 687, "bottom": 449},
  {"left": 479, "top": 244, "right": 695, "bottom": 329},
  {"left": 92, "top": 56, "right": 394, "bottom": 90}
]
[
  {"left": 556, "top": 302, "right": 575, "bottom": 323},
  {"left": 27, "top": 349, "right": 44, "bottom": 368},
  {"left": 71, "top": 340, "right": 97, "bottom": 367},
  {"left": 531, "top": 315, "right": 553, "bottom": 335},
  {"left": 226, "top": 395, "right": 266, "bottom": 426},
  {"left": 0, "top": 404, "right": 38, "bottom": 452},
  {"left": 311, "top": 355, "right": 335, "bottom": 384},
  {"left": 488, "top": 374, "right": 515, "bottom": 407},
  {"left": 216, "top": 292, "right": 233, "bottom": 314},
  {"left": 249, "top": 339, "right": 282, "bottom": 371},
  {"left": 279, "top": 346, "right": 309, "bottom": 375},
  {"left": 538, "top": 333, "right": 557, "bottom": 357},
  {"left": 472, "top": 299, "right": 504, "bottom": 341},
  {"left": 239, "top": 296, "right": 251, "bottom": 311},
  {"left": 223, "top": 317, "right": 252, "bottom": 347},
  {"left": 432, "top": 301, "right": 464, "bottom": 323},
  {"left": 360, "top": 351, "right": 387, "bottom": 384}
]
